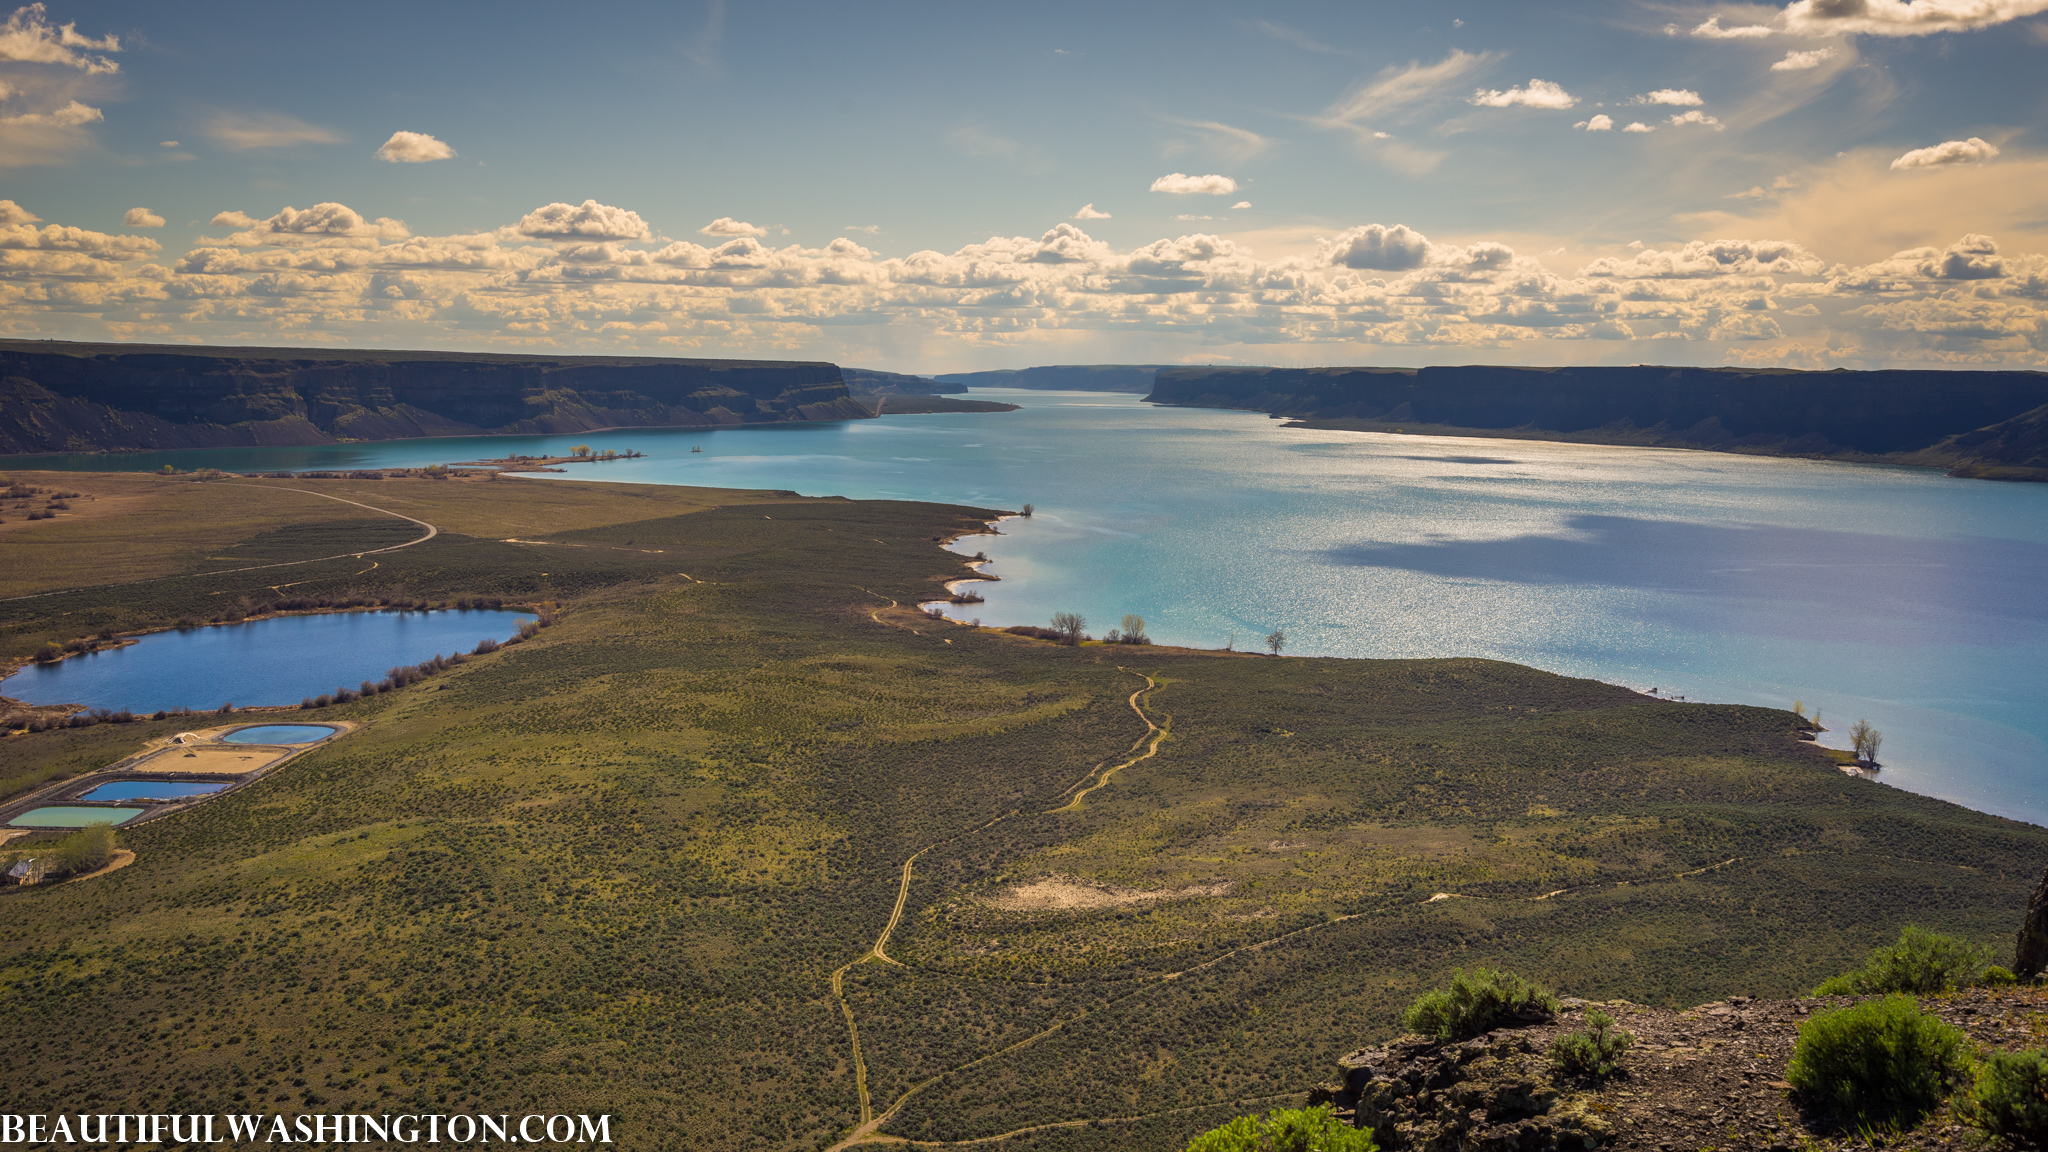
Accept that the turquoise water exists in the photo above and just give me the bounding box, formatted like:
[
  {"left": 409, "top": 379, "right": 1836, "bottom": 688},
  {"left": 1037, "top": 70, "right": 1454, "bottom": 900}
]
[
  {"left": 9, "top": 806, "right": 145, "bottom": 827},
  {"left": 80, "top": 781, "right": 227, "bottom": 802},
  {"left": 224, "top": 724, "right": 338, "bottom": 745},
  {"left": 0, "top": 609, "right": 527, "bottom": 712},
  {"left": 13, "top": 391, "right": 2047, "bottom": 824}
]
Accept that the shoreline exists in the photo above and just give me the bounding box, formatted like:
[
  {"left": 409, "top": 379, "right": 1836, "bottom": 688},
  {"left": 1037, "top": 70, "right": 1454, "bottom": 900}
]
[{"left": 1263, "top": 413, "right": 2048, "bottom": 484}]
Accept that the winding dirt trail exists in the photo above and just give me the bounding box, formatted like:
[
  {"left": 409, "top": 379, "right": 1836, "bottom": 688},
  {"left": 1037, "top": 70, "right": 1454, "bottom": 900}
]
[
  {"left": 816, "top": 651, "right": 1767, "bottom": 1148},
  {"left": 1051, "top": 670, "right": 1166, "bottom": 812},
  {"left": 0, "top": 483, "right": 440, "bottom": 603}
]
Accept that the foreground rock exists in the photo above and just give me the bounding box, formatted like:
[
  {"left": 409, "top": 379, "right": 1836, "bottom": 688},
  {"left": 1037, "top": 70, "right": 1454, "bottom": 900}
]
[{"left": 1319, "top": 986, "right": 2048, "bottom": 1151}]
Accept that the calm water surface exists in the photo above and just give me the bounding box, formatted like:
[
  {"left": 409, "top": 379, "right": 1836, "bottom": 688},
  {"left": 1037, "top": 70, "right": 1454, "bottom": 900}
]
[
  {"left": 20, "top": 392, "right": 2047, "bottom": 823},
  {"left": 81, "top": 780, "right": 227, "bottom": 802},
  {"left": 1, "top": 609, "right": 528, "bottom": 712}
]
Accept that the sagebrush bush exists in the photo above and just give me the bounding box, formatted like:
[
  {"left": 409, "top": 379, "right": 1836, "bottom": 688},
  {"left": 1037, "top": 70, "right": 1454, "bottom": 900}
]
[
  {"left": 1959, "top": 1049, "right": 2048, "bottom": 1146},
  {"left": 1184, "top": 1105, "right": 1376, "bottom": 1152},
  {"left": 1787, "top": 994, "right": 1971, "bottom": 1125},
  {"left": 1814, "top": 926, "right": 1995, "bottom": 995},
  {"left": 1551, "top": 1010, "right": 1633, "bottom": 1079},
  {"left": 1403, "top": 968, "right": 1558, "bottom": 1042}
]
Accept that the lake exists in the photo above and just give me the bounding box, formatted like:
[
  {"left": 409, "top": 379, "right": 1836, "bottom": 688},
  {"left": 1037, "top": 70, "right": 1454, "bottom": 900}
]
[
  {"left": 16, "top": 391, "right": 2047, "bottom": 824},
  {"left": 0, "top": 609, "right": 529, "bottom": 712}
]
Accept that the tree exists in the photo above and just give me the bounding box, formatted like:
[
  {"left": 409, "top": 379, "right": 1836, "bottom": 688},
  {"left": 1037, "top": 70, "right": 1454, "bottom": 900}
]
[
  {"left": 1266, "top": 629, "right": 1286, "bottom": 656},
  {"left": 1019, "top": 503, "right": 1034, "bottom": 518},
  {"left": 1119, "top": 614, "right": 1146, "bottom": 644},
  {"left": 1852, "top": 719, "right": 1883, "bottom": 765},
  {"left": 1049, "top": 612, "right": 1085, "bottom": 646},
  {"left": 571, "top": 444, "right": 591, "bottom": 458}
]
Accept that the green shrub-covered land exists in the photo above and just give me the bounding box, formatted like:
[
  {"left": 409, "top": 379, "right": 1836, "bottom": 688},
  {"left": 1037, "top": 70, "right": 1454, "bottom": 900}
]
[
  {"left": 1813, "top": 926, "right": 2000, "bottom": 995},
  {"left": 1, "top": 471, "right": 2044, "bottom": 1151}
]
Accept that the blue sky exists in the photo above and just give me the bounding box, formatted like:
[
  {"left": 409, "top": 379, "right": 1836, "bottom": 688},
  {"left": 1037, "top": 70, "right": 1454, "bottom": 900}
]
[{"left": 1, "top": 0, "right": 2044, "bottom": 370}]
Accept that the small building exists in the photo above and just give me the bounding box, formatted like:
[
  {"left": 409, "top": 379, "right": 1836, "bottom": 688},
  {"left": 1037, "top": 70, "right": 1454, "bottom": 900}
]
[{"left": 3, "top": 857, "right": 45, "bottom": 886}]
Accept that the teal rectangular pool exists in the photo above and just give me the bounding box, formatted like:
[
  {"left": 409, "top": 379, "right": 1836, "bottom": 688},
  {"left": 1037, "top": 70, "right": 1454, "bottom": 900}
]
[
  {"left": 224, "top": 724, "right": 337, "bottom": 745},
  {"left": 8, "top": 806, "right": 146, "bottom": 828},
  {"left": 81, "top": 780, "right": 226, "bottom": 802}
]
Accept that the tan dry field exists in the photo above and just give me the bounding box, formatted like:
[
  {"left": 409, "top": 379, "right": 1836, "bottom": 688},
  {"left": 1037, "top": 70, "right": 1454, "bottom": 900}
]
[
  {"left": 0, "top": 469, "right": 815, "bottom": 598},
  {"left": 981, "top": 875, "right": 1235, "bottom": 912},
  {"left": 130, "top": 745, "right": 288, "bottom": 774}
]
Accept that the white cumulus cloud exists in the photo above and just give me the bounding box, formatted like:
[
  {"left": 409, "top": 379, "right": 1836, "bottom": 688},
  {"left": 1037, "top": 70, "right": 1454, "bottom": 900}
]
[
  {"left": 519, "top": 200, "right": 651, "bottom": 241},
  {"left": 1773, "top": 47, "right": 1838, "bottom": 70},
  {"left": 1576, "top": 114, "right": 1615, "bottom": 131},
  {"left": 1469, "top": 79, "right": 1576, "bottom": 108},
  {"left": 1782, "top": 0, "right": 2048, "bottom": 36},
  {"left": 1668, "top": 110, "right": 1724, "bottom": 129},
  {"left": 375, "top": 131, "right": 456, "bottom": 163},
  {"left": 1150, "top": 172, "right": 1238, "bottom": 195},
  {"left": 1623, "top": 121, "right": 1655, "bottom": 133},
  {"left": 121, "top": 207, "right": 163, "bottom": 228},
  {"left": 0, "top": 4, "right": 118, "bottom": 72},
  {"left": 1, "top": 99, "right": 100, "bottom": 126},
  {"left": 1230, "top": 201, "right": 1251, "bottom": 209},
  {"left": 1890, "top": 137, "right": 2000, "bottom": 169},
  {"left": 1326, "top": 223, "right": 1432, "bottom": 270},
  {"left": 1636, "top": 89, "right": 1704, "bottom": 106},
  {"left": 698, "top": 217, "right": 767, "bottom": 238},
  {"left": 1073, "top": 203, "right": 1111, "bottom": 220}
]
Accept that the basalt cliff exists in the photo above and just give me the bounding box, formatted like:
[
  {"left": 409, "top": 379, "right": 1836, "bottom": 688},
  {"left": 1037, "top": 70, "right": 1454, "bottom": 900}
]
[
  {"left": 0, "top": 340, "right": 872, "bottom": 456},
  {"left": 1147, "top": 364, "right": 2048, "bottom": 479}
]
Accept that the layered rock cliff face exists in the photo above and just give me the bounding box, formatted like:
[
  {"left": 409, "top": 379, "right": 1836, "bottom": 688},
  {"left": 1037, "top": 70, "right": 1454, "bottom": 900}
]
[
  {"left": 0, "top": 341, "right": 870, "bottom": 455},
  {"left": 1148, "top": 365, "right": 2048, "bottom": 474}
]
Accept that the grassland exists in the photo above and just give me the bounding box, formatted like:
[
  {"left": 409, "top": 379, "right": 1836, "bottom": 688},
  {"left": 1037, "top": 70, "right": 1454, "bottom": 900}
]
[{"left": 0, "top": 468, "right": 2042, "bottom": 1151}]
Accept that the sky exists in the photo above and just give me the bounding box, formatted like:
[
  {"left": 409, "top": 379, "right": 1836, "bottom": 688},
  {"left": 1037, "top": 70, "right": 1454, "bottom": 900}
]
[{"left": 0, "top": 0, "right": 2045, "bottom": 372}]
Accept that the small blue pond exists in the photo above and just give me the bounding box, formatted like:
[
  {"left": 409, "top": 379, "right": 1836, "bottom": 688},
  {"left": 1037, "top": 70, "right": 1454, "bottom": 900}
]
[
  {"left": 80, "top": 780, "right": 228, "bottom": 802},
  {"left": 9, "top": 806, "right": 145, "bottom": 828},
  {"left": 224, "top": 725, "right": 337, "bottom": 745},
  {"left": 0, "top": 609, "right": 527, "bottom": 712}
]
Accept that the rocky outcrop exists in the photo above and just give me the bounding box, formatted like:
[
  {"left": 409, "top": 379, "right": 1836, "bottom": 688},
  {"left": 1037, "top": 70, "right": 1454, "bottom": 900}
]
[
  {"left": 0, "top": 340, "right": 869, "bottom": 456},
  {"left": 1320, "top": 988, "right": 2048, "bottom": 1150},
  {"left": 2016, "top": 867, "right": 2048, "bottom": 980},
  {"left": 1147, "top": 364, "right": 2048, "bottom": 471}
]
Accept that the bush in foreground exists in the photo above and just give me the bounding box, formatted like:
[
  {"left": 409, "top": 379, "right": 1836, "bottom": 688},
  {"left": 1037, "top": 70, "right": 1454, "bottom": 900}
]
[
  {"left": 1814, "top": 926, "right": 1996, "bottom": 995},
  {"left": 1787, "top": 994, "right": 1971, "bottom": 1126},
  {"left": 1403, "top": 968, "right": 1558, "bottom": 1042},
  {"left": 1959, "top": 1049, "right": 2048, "bottom": 1147},
  {"left": 1551, "top": 1010, "right": 1633, "bottom": 1079},
  {"left": 1185, "top": 1105, "right": 1375, "bottom": 1152}
]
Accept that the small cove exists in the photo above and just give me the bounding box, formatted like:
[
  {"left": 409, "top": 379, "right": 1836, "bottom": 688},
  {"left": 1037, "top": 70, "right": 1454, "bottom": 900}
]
[{"left": 0, "top": 609, "right": 527, "bottom": 712}]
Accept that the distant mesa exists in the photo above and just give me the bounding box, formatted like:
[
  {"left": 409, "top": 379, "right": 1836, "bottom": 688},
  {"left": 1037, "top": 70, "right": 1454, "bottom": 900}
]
[
  {"left": 0, "top": 340, "right": 871, "bottom": 456},
  {"left": 1145, "top": 363, "right": 2048, "bottom": 480},
  {"left": 929, "top": 364, "right": 1177, "bottom": 393}
]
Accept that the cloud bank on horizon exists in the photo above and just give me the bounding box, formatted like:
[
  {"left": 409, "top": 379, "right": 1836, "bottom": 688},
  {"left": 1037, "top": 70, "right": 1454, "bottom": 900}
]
[{"left": 0, "top": 0, "right": 2043, "bottom": 370}]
